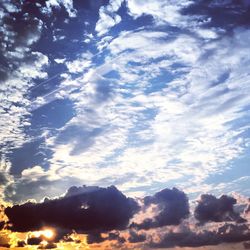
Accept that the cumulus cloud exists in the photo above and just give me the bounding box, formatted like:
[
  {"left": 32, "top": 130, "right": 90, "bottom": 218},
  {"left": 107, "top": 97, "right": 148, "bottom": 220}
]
[
  {"left": 195, "top": 194, "right": 246, "bottom": 224},
  {"left": 95, "top": 0, "right": 123, "bottom": 36},
  {"left": 128, "top": 230, "right": 146, "bottom": 243},
  {"left": 27, "top": 236, "right": 43, "bottom": 245},
  {"left": 1, "top": 185, "right": 250, "bottom": 249},
  {"left": 150, "top": 223, "right": 250, "bottom": 248},
  {"left": 95, "top": 11, "right": 121, "bottom": 36},
  {"left": 5, "top": 185, "right": 138, "bottom": 234},
  {"left": 38, "top": 242, "right": 57, "bottom": 249},
  {"left": 131, "top": 188, "right": 189, "bottom": 229},
  {"left": 87, "top": 231, "right": 125, "bottom": 245}
]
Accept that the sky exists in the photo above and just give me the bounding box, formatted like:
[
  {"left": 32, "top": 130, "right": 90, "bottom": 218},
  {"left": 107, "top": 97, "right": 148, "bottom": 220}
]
[{"left": 0, "top": 0, "right": 250, "bottom": 249}]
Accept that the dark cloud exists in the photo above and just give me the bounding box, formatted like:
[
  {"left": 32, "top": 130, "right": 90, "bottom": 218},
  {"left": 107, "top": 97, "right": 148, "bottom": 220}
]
[
  {"left": 87, "top": 232, "right": 106, "bottom": 244},
  {"left": 0, "top": 222, "right": 5, "bottom": 230},
  {"left": 128, "top": 230, "right": 146, "bottom": 243},
  {"left": 38, "top": 242, "right": 57, "bottom": 249},
  {"left": 27, "top": 236, "right": 43, "bottom": 245},
  {"left": 182, "top": 0, "right": 250, "bottom": 31},
  {"left": 1, "top": 185, "right": 250, "bottom": 248},
  {"left": 0, "top": 173, "right": 8, "bottom": 186},
  {"left": 150, "top": 223, "right": 250, "bottom": 248},
  {"left": 246, "top": 203, "right": 250, "bottom": 214},
  {"left": 86, "top": 230, "right": 126, "bottom": 245},
  {"left": 0, "top": 242, "right": 10, "bottom": 248},
  {"left": 16, "top": 240, "right": 26, "bottom": 247},
  {"left": 108, "top": 231, "right": 126, "bottom": 243},
  {"left": 131, "top": 188, "right": 189, "bottom": 229},
  {"left": 5, "top": 185, "right": 139, "bottom": 236},
  {"left": 26, "top": 235, "right": 56, "bottom": 248},
  {"left": 0, "top": 205, "right": 6, "bottom": 230},
  {"left": 244, "top": 241, "right": 250, "bottom": 249},
  {"left": 194, "top": 194, "right": 246, "bottom": 224}
]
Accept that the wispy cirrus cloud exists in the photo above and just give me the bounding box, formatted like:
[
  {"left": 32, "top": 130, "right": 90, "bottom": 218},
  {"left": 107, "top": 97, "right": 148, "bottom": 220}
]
[{"left": 1, "top": 0, "right": 249, "bottom": 204}]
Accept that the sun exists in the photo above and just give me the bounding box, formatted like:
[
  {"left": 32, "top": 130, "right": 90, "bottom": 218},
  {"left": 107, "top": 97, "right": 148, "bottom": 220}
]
[
  {"left": 42, "top": 229, "right": 54, "bottom": 239},
  {"left": 32, "top": 228, "right": 55, "bottom": 239}
]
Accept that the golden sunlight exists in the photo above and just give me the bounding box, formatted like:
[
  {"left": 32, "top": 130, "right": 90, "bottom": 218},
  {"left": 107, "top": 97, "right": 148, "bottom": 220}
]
[
  {"left": 32, "top": 228, "right": 55, "bottom": 239},
  {"left": 42, "top": 229, "right": 54, "bottom": 239}
]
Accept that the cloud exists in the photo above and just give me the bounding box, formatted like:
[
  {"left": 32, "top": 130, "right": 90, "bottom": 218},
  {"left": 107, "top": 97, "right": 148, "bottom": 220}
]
[
  {"left": 16, "top": 240, "right": 26, "bottom": 247},
  {"left": 43, "top": 0, "right": 76, "bottom": 17},
  {"left": 150, "top": 223, "right": 250, "bottom": 248},
  {"left": 27, "top": 236, "right": 43, "bottom": 245},
  {"left": 87, "top": 231, "right": 125, "bottom": 245},
  {"left": 95, "top": 11, "right": 121, "bottom": 36},
  {"left": 1, "top": 185, "right": 250, "bottom": 249},
  {"left": 0, "top": 0, "right": 249, "bottom": 207},
  {"left": 25, "top": 234, "right": 58, "bottom": 248},
  {"left": 0, "top": 0, "right": 49, "bottom": 169},
  {"left": 131, "top": 188, "right": 189, "bottom": 229},
  {"left": 5, "top": 185, "right": 139, "bottom": 234},
  {"left": 95, "top": 0, "right": 123, "bottom": 36},
  {"left": 126, "top": 0, "right": 192, "bottom": 26},
  {"left": 244, "top": 241, "right": 250, "bottom": 249},
  {"left": 38, "top": 242, "right": 57, "bottom": 249},
  {"left": 194, "top": 194, "right": 246, "bottom": 224},
  {"left": 182, "top": 0, "right": 250, "bottom": 31},
  {"left": 246, "top": 204, "right": 250, "bottom": 214},
  {"left": 128, "top": 230, "right": 146, "bottom": 243},
  {"left": 87, "top": 232, "right": 106, "bottom": 244},
  {"left": 1, "top": 2, "right": 250, "bottom": 243}
]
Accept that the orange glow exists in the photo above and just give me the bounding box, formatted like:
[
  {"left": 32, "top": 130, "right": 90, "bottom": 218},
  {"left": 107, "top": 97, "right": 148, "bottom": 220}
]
[
  {"left": 42, "top": 229, "right": 54, "bottom": 239},
  {"left": 32, "top": 228, "right": 55, "bottom": 240}
]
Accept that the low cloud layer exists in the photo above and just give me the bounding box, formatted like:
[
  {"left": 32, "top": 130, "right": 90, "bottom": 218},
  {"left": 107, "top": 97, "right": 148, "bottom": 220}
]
[
  {"left": 150, "top": 224, "right": 250, "bottom": 248},
  {"left": 1, "top": 185, "right": 250, "bottom": 249},
  {"left": 5, "top": 185, "right": 138, "bottom": 234},
  {"left": 195, "top": 194, "right": 246, "bottom": 224},
  {"left": 131, "top": 188, "right": 189, "bottom": 229}
]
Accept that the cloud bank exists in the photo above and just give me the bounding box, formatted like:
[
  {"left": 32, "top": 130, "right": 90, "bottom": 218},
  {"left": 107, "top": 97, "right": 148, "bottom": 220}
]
[{"left": 1, "top": 185, "right": 250, "bottom": 249}]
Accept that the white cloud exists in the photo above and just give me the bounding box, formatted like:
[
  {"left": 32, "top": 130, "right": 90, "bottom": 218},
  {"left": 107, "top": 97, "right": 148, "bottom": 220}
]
[
  {"left": 95, "top": 11, "right": 121, "bottom": 36},
  {"left": 0, "top": 8, "right": 49, "bottom": 176},
  {"left": 3, "top": 0, "right": 250, "bottom": 202},
  {"left": 54, "top": 58, "right": 66, "bottom": 64},
  {"left": 21, "top": 166, "right": 47, "bottom": 182},
  {"left": 65, "top": 52, "right": 93, "bottom": 73},
  {"left": 43, "top": 26, "right": 250, "bottom": 197},
  {"left": 126, "top": 0, "right": 193, "bottom": 25},
  {"left": 0, "top": 52, "right": 49, "bottom": 154},
  {"left": 44, "top": 0, "right": 76, "bottom": 17},
  {"left": 95, "top": 0, "right": 123, "bottom": 36}
]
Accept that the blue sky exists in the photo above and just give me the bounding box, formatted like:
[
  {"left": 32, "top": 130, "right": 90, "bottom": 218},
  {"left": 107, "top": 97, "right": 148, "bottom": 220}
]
[
  {"left": 1, "top": 0, "right": 250, "bottom": 202},
  {"left": 0, "top": 1, "right": 250, "bottom": 249}
]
